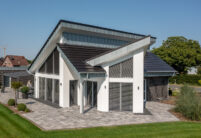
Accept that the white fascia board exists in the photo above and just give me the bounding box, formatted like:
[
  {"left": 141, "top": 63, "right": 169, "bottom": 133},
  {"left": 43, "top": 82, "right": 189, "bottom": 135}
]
[
  {"left": 87, "top": 37, "right": 151, "bottom": 66},
  {"left": 60, "top": 22, "right": 146, "bottom": 40},
  {"left": 29, "top": 25, "right": 63, "bottom": 73},
  {"left": 35, "top": 72, "right": 60, "bottom": 79},
  {"left": 57, "top": 46, "right": 81, "bottom": 80}
]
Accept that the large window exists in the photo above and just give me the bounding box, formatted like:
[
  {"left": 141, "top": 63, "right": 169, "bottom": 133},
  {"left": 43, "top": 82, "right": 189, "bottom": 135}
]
[
  {"left": 39, "top": 48, "right": 59, "bottom": 75},
  {"left": 63, "top": 32, "right": 129, "bottom": 48},
  {"left": 39, "top": 77, "right": 45, "bottom": 100},
  {"left": 38, "top": 78, "right": 60, "bottom": 105},
  {"left": 47, "top": 78, "right": 52, "bottom": 101},
  {"left": 109, "top": 58, "right": 133, "bottom": 78},
  {"left": 54, "top": 80, "right": 60, "bottom": 104}
]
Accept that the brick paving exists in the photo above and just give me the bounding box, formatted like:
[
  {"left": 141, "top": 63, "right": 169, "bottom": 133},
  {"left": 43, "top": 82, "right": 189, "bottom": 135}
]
[{"left": 0, "top": 90, "right": 179, "bottom": 130}]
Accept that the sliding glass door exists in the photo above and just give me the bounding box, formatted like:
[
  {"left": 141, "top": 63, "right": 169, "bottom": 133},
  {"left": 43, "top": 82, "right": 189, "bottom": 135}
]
[{"left": 38, "top": 77, "right": 59, "bottom": 105}]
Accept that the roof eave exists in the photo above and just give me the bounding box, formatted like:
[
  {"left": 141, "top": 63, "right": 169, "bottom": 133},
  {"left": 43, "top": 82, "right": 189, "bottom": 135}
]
[{"left": 87, "top": 36, "right": 152, "bottom": 66}]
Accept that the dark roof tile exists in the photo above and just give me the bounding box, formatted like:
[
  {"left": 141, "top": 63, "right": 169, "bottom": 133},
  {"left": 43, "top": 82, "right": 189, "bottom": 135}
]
[
  {"left": 58, "top": 44, "right": 176, "bottom": 73},
  {"left": 144, "top": 52, "right": 176, "bottom": 73},
  {"left": 58, "top": 44, "right": 111, "bottom": 72}
]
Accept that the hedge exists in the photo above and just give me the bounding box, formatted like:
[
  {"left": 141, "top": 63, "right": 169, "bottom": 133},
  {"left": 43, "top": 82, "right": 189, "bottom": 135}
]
[{"left": 169, "top": 74, "right": 201, "bottom": 85}]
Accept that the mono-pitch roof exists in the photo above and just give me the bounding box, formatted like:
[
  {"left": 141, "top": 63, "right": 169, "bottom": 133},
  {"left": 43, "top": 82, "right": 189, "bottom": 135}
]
[
  {"left": 29, "top": 19, "right": 156, "bottom": 72},
  {"left": 58, "top": 43, "right": 176, "bottom": 73},
  {"left": 58, "top": 44, "right": 111, "bottom": 72}
]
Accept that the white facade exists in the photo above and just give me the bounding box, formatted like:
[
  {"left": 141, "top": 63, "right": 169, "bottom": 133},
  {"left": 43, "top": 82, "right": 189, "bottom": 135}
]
[
  {"left": 30, "top": 20, "right": 154, "bottom": 114},
  {"left": 34, "top": 48, "right": 146, "bottom": 113}
]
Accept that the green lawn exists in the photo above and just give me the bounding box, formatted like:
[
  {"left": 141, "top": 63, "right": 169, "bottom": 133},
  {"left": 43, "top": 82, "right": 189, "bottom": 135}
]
[{"left": 0, "top": 104, "right": 201, "bottom": 138}]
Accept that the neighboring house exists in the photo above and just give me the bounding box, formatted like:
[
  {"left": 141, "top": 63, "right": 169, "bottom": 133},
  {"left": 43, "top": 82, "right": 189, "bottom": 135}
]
[
  {"left": 28, "top": 20, "right": 176, "bottom": 114},
  {"left": 1, "top": 55, "right": 29, "bottom": 67},
  {"left": 0, "top": 66, "right": 27, "bottom": 87},
  {"left": 187, "top": 66, "right": 198, "bottom": 74},
  {"left": 0, "top": 55, "right": 30, "bottom": 87},
  {"left": 3, "top": 71, "right": 34, "bottom": 87}
]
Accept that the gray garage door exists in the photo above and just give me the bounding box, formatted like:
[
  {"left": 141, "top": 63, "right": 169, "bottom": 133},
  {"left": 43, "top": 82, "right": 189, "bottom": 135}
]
[{"left": 109, "top": 83, "right": 133, "bottom": 111}]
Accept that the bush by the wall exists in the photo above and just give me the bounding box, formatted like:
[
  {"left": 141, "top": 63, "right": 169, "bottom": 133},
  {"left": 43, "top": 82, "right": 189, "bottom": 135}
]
[
  {"left": 8, "top": 99, "right": 15, "bottom": 106},
  {"left": 17, "top": 103, "right": 27, "bottom": 111},
  {"left": 174, "top": 85, "right": 201, "bottom": 121},
  {"left": 169, "top": 74, "right": 201, "bottom": 85},
  {"left": 20, "top": 86, "right": 29, "bottom": 93}
]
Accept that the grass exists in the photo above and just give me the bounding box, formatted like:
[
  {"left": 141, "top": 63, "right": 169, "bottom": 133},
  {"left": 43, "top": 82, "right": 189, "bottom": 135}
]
[{"left": 0, "top": 104, "right": 201, "bottom": 138}]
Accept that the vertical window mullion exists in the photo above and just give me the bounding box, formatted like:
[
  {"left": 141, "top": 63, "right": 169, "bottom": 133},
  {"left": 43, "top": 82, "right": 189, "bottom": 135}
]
[
  {"left": 120, "top": 63, "right": 122, "bottom": 78},
  {"left": 53, "top": 51, "right": 55, "bottom": 74},
  {"left": 120, "top": 83, "right": 122, "bottom": 111}
]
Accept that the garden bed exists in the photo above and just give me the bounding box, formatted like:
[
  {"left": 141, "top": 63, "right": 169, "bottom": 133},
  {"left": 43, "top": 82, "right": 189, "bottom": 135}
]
[
  {"left": 160, "top": 96, "right": 176, "bottom": 105},
  {"left": 0, "top": 101, "right": 31, "bottom": 115}
]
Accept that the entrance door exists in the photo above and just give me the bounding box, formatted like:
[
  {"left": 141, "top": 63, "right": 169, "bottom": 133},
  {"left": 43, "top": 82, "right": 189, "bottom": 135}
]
[
  {"left": 70, "top": 80, "right": 77, "bottom": 105},
  {"left": 86, "top": 81, "right": 97, "bottom": 107}
]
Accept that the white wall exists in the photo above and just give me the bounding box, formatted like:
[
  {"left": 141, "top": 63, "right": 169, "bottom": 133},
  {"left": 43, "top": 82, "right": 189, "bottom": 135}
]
[
  {"left": 34, "top": 48, "right": 145, "bottom": 113},
  {"left": 87, "top": 73, "right": 109, "bottom": 112},
  {"left": 59, "top": 53, "right": 76, "bottom": 107},
  {"left": 34, "top": 75, "right": 39, "bottom": 98},
  {"left": 133, "top": 48, "right": 144, "bottom": 113}
]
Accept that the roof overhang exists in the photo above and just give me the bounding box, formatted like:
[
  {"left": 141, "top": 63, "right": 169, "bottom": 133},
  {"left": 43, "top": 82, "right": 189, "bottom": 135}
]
[
  {"left": 87, "top": 36, "right": 152, "bottom": 66},
  {"left": 144, "top": 71, "right": 176, "bottom": 77}
]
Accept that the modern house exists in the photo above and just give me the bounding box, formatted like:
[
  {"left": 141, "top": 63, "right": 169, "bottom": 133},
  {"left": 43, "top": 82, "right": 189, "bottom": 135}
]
[{"left": 28, "top": 20, "right": 175, "bottom": 114}]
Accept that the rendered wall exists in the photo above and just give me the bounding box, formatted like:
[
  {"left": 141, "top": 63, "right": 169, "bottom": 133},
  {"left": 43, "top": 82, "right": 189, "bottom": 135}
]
[
  {"left": 59, "top": 54, "right": 76, "bottom": 107},
  {"left": 133, "top": 49, "right": 144, "bottom": 113}
]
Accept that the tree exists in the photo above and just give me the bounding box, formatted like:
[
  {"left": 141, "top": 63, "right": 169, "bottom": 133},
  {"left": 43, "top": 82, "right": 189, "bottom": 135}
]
[
  {"left": 152, "top": 36, "right": 201, "bottom": 73},
  {"left": 27, "top": 59, "right": 32, "bottom": 64},
  {"left": 11, "top": 81, "right": 22, "bottom": 106}
]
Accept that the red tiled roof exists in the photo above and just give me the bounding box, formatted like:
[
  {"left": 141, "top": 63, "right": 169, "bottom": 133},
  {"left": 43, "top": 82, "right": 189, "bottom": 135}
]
[{"left": 5, "top": 55, "right": 29, "bottom": 66}]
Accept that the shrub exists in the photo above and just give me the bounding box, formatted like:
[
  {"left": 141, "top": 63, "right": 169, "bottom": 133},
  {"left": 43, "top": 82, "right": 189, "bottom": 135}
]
[
  {"left": 17, "top": 103, "right": 27, "bottom": 111},
  {"left": 25, "top": 108, "right": 30, "bottom": 112},
  {"left": 169, "top": 74, "right": 201, "bottom": 85},
  {"left": 8, "top": 99, "right": 15, "bottom": 106},
  {"left": 172, "top": 90, "right": 179, "bottom": 96},
  {"left": 198, "top": 80, "right": 201, "bottom": 86},
  {"left": 11, "top": 82, "right": 22, "bottom": 90},
  {"left": 174, "top": 85, "right": 201, "bottom": 121},
  {"left": 20, "top": 86, "right": 29, "bottom": 93},
  {"left": 197, "top": 67, "right": 201, "bottom": 75}
]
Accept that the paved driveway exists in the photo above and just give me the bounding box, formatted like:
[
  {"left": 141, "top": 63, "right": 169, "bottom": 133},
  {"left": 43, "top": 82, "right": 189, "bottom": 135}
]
[{"left": 0, "top": 90, "right": 179, "bottom": 130}]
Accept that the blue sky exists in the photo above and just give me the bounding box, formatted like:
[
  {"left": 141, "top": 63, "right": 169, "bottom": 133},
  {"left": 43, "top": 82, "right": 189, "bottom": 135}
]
[{"left": 0, "top": 0, "right": 201, "bottom": 59}]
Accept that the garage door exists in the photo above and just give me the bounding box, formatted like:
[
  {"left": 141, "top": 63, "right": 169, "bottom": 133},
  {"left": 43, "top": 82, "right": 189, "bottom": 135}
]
[{"left": 109, "top": 83, "right": 133, "bottom": 111}]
